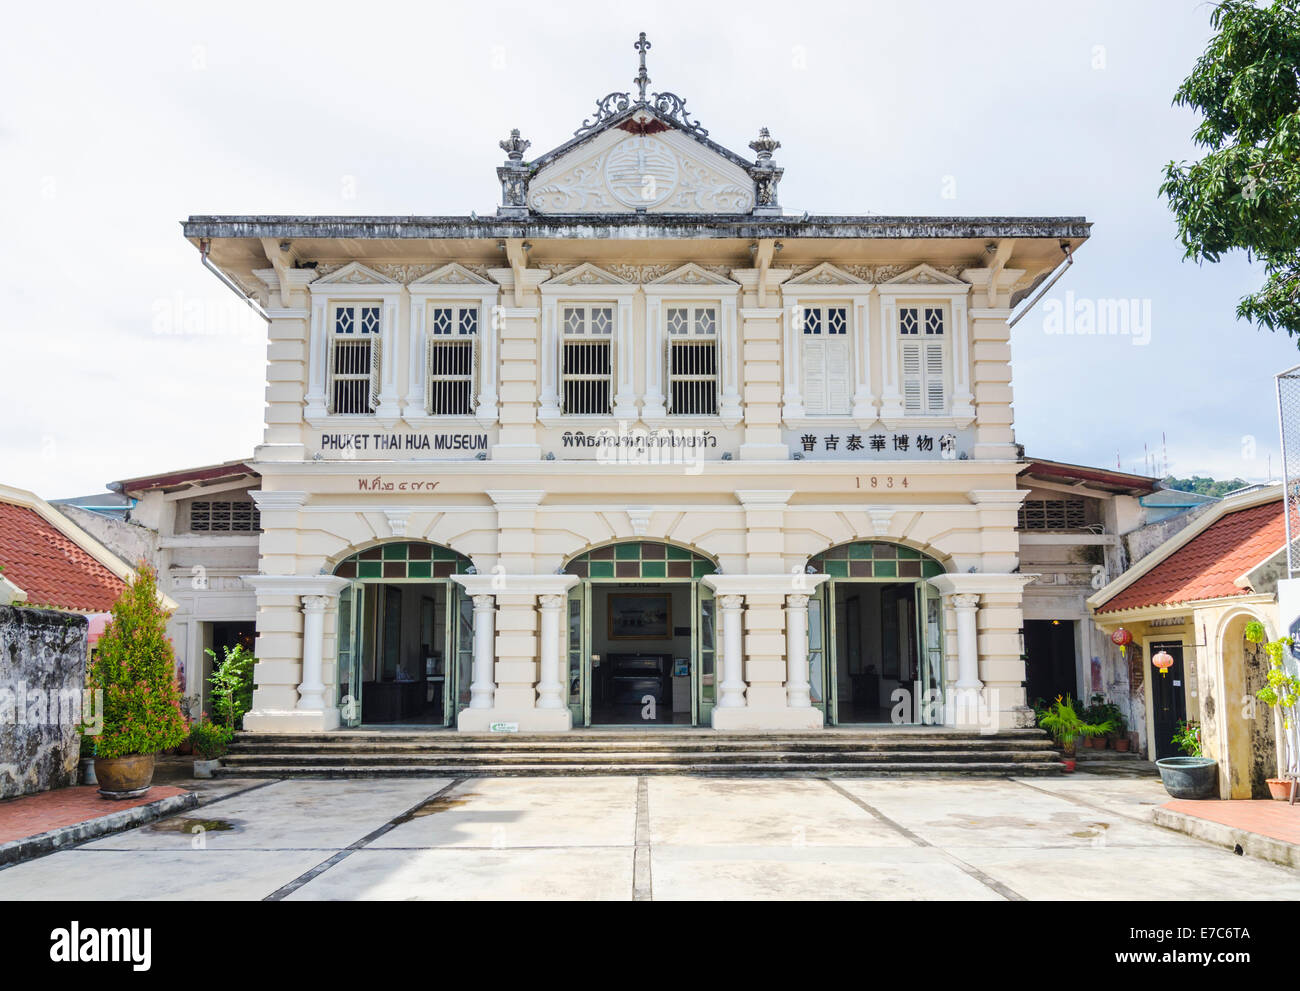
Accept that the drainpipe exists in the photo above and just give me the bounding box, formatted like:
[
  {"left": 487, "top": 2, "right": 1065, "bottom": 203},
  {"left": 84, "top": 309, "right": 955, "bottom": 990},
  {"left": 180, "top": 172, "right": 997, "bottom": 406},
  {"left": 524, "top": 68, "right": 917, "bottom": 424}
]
[
  {"left": 199, "top": 238, "right": 270, "bottom": 322},
  {"left": 1007, "top": 242, "right": 1073, "bottom": 328}
]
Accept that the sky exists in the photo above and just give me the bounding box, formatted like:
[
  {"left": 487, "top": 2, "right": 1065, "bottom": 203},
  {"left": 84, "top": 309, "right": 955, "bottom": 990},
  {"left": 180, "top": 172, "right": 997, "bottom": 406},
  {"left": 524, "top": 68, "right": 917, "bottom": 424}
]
[{"left": 2, "top": 0, "right": 1295, "bottom": 498}]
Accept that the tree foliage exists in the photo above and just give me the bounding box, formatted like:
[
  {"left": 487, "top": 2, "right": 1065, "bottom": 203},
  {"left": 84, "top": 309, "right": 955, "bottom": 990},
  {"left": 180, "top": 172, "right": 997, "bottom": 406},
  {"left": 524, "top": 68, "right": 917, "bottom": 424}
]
[
  {"left": 1160, "top": 0, "right": 1300, "bottom": 337},
  {"left": 1161, "top": 474, "right": 1249, "bottom": 497},
  {"left": 83, "top": 563, "right": 187, "bottom": 759}
]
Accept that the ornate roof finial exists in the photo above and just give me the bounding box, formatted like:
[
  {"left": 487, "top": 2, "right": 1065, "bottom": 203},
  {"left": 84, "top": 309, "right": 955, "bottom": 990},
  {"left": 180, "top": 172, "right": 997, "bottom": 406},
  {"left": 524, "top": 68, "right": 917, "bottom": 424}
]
[
  {"left": 634, "top": 31, "right": 651, "bottom": 103},
  {"left": 499, "top": 128, "right": 530, "bottom": 162},
  {"left": 749, "top": 127, "right": 781, "bottom": 164}
]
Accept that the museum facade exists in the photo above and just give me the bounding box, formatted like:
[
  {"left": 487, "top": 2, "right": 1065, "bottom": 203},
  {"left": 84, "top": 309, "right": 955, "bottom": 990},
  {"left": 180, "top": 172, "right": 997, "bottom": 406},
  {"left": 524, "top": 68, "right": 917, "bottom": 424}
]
[{"left": 185, "top": 36, "right": 1090, "bottom": 734}]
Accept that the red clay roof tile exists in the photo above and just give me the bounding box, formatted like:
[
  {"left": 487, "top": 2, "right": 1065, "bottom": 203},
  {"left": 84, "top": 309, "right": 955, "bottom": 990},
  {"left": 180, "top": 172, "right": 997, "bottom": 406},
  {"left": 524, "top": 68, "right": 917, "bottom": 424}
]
[
  {"left": 1097, "top": 499, "right": 1284, "bottom": 614},
  {"left": 0, "top": 502, "right": 126, "bottom": 612}
]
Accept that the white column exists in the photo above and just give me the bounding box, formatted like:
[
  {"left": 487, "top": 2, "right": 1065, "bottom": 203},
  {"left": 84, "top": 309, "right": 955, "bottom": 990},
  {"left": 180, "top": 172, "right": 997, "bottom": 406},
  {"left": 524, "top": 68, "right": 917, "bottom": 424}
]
[
  {"left": 538, "top": 301, "right": 560, "bottom": 419},
  {"left": 298, "top": 595, "right": 329, "bottom": 711},
  {"left": 781, "top": 300, "right": 805, "bottom": 419},
  {"left": 304, "top": 298, "right": 328, "bottom": 417},
  {"left": 537, "top": 594, "right": 565, "bottom": 709},
  {"left": 477, "top": 294, "right": 500, "bottom": 420},
  {"left": 850, "top": 297, "right": 874, "bottom": 421},
  {"left": 407, "top": 300, "right": 426, "bottom": 416},
  {"left": 951, "top": 592, "right": 982, "bottom": 719},
  {"left": 785, "top": 593, "right": 811, "bottom": 708},
  {"left": 612, "top": 297, "right": 637, "bottom": 419},
  {"left": 470, "top": 594, "right": 496, "bottom": 709},
  {"left": 642, "top": 296, "right": 667, "bottom": 419},
  {"left": 718, "top": 594, "right": 746, "bottom": 708},
  {"left": 719, "top": 296, "right": 742, "bottom": 424},
  {"left": 375, "top": 298, "right": 402, "bottom": 418}
]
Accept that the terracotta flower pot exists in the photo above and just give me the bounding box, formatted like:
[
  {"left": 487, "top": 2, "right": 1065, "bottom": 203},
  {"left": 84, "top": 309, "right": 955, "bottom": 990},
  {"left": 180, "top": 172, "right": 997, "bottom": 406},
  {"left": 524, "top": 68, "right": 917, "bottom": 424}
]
[
  {"left": 1114, "top": 738, "right": 1130, "bottom": 752},
  {"left": 94, "top": 753, "right": 156, "bottom": 799},
  {"left": 1267, "top": 778, "right": 1296, "bottom": 801}
]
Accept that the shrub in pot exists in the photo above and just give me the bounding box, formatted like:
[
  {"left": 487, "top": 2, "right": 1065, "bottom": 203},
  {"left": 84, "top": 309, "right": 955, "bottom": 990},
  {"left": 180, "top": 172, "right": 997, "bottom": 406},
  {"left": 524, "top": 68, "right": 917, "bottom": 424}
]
[
  {"left": 1255, "top": 636, "right": 1299, "bottom": 801},
  {"left": 189, "top": 718, "right": 232, "bottom": 779},
  {"left": 1038, "top": 695, "right": 1114, "bottom": 771},
  {"left": 81, "top": 564, "right": 187, "bottom": 797}
]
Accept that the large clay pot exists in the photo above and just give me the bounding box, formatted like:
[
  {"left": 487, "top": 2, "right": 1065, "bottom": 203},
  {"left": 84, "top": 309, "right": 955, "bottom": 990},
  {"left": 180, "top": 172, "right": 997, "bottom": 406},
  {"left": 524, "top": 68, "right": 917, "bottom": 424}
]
[
  {"left": 1156, "top": 756, "right": 1218, "bottom": 799},
  {"left": 94, "top": 753, "right": 156, "bottom": 798},
  {"left": 1267, "top": 778, "right": 1296, "bottom": 801}
]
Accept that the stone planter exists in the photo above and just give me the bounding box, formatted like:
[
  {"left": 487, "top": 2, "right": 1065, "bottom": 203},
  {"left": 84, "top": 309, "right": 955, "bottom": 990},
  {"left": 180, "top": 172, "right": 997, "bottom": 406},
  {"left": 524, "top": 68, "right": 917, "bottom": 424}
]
[
  {"left": 94, "top": 753, "right": 156, "bottom": 799},
  {"left": 79, "top": 757, "right": 97, "bottom": 786},
  {"left": 193, "top": 758, "right": 221, "bottom": 779},
  {"left": 1155, "top": 756, "right": 1218, "bottom": 800}
]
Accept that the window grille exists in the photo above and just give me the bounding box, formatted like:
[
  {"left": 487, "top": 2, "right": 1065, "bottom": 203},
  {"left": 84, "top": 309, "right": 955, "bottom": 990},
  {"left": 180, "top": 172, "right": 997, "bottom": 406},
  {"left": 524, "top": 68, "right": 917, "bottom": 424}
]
[
  {"left": 799, "top": 305, "right": 850, "bottom": 415},
  {"left": 560, "top": 305, "right": 613, "bottom": 415},
  {"left": 426, "top": 306, "right": 478, "bottom": 415},
  {"left": 190, "top": 501, "right": 260, "bottom": 533},
  {"left": 1017, "top": 499, "right": 1088, "bottom": 530},
  {"left": 667, "top": 305, "right": 718, "bottom": 416},
  {"left": 328, "top": 304, "right": 381, "bottom": 415}
]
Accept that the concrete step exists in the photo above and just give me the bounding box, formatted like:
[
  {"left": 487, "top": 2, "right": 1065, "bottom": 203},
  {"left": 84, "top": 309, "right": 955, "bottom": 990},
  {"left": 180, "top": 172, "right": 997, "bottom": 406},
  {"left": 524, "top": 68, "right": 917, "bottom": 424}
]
[
  {"left": 221, "top": 748, "right": 1058, "bottom": 767},
  {"left": 230, "top": 729, "right": 1051, "bottom": 745},
  {"left": 214, "top": 760, "right": 1068, "bottom": 778},
  {"left": 225, "top": 739, "right": 1057, "bottom": 756}
]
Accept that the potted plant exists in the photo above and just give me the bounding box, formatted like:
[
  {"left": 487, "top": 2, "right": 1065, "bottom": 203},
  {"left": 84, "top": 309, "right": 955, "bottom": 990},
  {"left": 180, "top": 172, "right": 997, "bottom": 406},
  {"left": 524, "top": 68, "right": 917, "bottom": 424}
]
[
  {"left": 82, "top": 564, "right": 188, "bottom": 798},
  {"left": 1156, "top": 719, "right": 1218, "bottom": 799},
  {"left": 1255, "top": 636, "right": 1299, "bottom": 801},
  {"left": 78, "top": 734, "right": 97, "bottom": 786},
  {"left": 1038, "top": 695, "right": 1114, "bottom": 771},
  {"left": 188, "top": 717, "right": 232, "bottom": 778}
]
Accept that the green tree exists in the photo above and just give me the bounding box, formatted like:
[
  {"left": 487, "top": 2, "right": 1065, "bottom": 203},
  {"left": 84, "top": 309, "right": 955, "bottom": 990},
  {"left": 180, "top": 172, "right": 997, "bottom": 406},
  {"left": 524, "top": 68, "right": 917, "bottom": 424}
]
[
  {"left": 206, "top": 643, "right": 256, "bottom": 731},
  {"left": 1161, "top": 474, "right": 1249, "bottom": 497},
  {"left": 83, "top": 563, "right": 188, "bottom": 759},
  {"left": 1160, "top": 0, "right": 1300, "bottom": 337}
]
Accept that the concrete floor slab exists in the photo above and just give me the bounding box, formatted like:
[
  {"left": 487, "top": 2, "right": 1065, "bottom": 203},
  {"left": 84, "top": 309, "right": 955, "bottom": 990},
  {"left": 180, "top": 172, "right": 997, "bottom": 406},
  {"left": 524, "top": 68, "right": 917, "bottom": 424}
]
[
  {"left": 80, "top": 779, "right": 451, "bottom": 851},
  {"left": 648, "top": 776, "right": 913, "bottom": 848},
  {"left": 284, "top": 847, "right": 634, "bottom": 900},
  {"left": 0, "top": 848, "right": 327, "bottom": 900},
  {"left": 370, "top": 776, "right": 637, "bottom": 849}
]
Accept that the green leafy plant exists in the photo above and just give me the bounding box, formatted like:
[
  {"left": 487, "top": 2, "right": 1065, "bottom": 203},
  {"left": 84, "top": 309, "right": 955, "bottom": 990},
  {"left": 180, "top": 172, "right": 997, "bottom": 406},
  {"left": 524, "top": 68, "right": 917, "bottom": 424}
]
[
  {"left": 1172, "top": 719, "right": 1203, "bottom": 757},
  {"left": 81, "top": 563, "right": 187, "bottom": 760},
  {"left": 1256, "top": 637, "right": 1299, "bottom": 719},
  {"left": 188, "top": 718, "right": 233, "bottom": 760},
  {"left": 206, "top": 643, "right": 256, "bottom": 731},
  {"left": 1037, "top": 695, "right": 1115, "bottom": 755},
  {"left": 1160, "top": 0, "right": 1300, "bottom": 338},
  {"left": 1085, "top": 693, "right": 1126, "bottom": 738},
  {"left": 1245, "top": 620, "right": 1267, "bottom": 645}
]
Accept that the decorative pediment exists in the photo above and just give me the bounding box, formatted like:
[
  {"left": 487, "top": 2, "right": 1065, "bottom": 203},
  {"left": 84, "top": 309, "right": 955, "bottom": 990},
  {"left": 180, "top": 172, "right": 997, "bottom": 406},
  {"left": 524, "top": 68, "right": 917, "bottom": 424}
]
[
  {"left": 541, "top": 262, "right": 630, "bottom": 287},
  {"left": 311, "top": 261, "right": 399, "bottom": 286},
  {"left": 496, "top": 34, "right": 780, "bottom": 218},
  {"left": 647, "top": 262, "right": 738, "bottom": 287},
  {"left": 409, "top": 262, "right": 497, "bottom": 287},
  {"left": 884, "top": 263, "right": 968, "bottom": 286},
  {"left": 785, "top": 262, "right": 869, "bottom": 287}
]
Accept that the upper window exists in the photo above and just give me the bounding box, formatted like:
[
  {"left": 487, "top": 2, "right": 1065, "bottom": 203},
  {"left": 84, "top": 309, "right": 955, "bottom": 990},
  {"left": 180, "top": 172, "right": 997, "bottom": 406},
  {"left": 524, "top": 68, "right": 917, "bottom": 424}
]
[
  {"left": 798, "top": 304, "right": 850, "bottom": 416},
  {"left": 667, "top": 305, "right": 718, "bottom": 416},
  {"left": 899, "top": 306, "right": 946, "bottom": 414},
  {"left": 561, "top": 304, "right": 614, "bottom": 415},
  {"left": 328, "top": 303, "right": 381, "bottom": 415},
  {"left": 427, "top": 305, "right": 479, "bottom": 416}
]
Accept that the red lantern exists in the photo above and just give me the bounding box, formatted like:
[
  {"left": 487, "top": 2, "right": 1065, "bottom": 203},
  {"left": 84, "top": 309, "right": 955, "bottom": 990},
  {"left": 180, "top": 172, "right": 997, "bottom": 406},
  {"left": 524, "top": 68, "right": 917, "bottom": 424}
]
[
  {"left": 1111, "top": 627, "right": 1133, "bottom": 658},
  {"left": 1152, "top": 651, "right": 1174, "bottom": 677}
]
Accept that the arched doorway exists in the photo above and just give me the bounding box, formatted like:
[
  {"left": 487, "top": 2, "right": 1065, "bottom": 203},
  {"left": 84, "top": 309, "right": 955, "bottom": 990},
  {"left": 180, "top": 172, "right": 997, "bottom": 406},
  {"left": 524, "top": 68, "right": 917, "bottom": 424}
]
[
  {"left": 1221, "top": 614, "right": 1278, "bottom": 798},
  {"left": 807, "top": 541, "right": 947, "bottom": 725},
  {"left": 564, "top": 541, "right": 717, "bottom": 727},
  {"left": 333, "top": 541, "right": 473, "bottom": 727}
]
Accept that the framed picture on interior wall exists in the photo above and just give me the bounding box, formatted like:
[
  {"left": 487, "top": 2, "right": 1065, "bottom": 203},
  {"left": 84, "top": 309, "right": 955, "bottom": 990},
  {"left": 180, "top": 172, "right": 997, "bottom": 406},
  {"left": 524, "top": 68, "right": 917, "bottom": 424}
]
[
  {"left": 881, "top": 589, "right": 900, "bottom": 679},
  {"left": 607, "top": 593, "right": 672, "bottom": 639}
]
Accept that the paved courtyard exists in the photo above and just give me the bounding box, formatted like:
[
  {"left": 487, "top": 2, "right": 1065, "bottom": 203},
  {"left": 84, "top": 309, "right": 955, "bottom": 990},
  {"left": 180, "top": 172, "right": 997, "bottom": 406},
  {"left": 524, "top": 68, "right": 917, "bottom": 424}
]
[{"left": 2, "top": 774, "right": 1299, "bottom": 900}]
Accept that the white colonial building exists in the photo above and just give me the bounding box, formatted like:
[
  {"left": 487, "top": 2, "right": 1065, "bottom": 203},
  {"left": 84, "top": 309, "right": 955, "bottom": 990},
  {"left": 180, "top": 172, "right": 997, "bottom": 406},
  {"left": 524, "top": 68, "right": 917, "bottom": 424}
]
[{"left": 185, "top": 36, "right": 1090, "bottom": 735}]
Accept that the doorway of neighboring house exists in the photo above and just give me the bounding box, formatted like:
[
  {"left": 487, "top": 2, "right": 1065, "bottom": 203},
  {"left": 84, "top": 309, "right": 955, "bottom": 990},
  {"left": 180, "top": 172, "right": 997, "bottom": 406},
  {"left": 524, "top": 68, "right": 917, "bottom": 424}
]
[
  {"left": 1149, "top": 640, "right": 1188, "bottom": 759},
  {"left": 201, "top": 621, "right": 255, "bottom": 715},
  {"left": 333, "top": 541, "right": 474, "bottom": 728},
  {"left": 563, "top": 542, "right": 717, "bottom": 728},
  {"left": 1023, "top": 619, "right": 1078, "bottom": 708}
]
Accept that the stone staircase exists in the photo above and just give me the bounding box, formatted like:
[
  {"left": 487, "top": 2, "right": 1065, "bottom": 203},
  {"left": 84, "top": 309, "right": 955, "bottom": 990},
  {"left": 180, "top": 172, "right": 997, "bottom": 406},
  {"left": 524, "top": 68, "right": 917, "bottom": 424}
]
[{"left": 217, "top": 728, "right": 1065, "bottom": 777}]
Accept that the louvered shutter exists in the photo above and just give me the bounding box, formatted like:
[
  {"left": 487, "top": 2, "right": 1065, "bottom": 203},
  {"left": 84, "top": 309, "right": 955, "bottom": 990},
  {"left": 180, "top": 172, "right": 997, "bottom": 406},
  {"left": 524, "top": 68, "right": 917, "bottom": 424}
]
[
  {"left": 826, "top": 337, "right": 850, "bottom": 414},
  {"left": 924, "top": 341, "right": 945, "bottom": 412},
  {"left": 326, "top": 336, "right": 338, "bottom": 414},
  {"left": 803, "top": 338, "right": 827, "bottom": 413},
  {"left": 368, "top": 334, "right": 382, "bottom": 411},
  {"left": 902, "top": 342, "right": 922, "bottom": 413}
]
